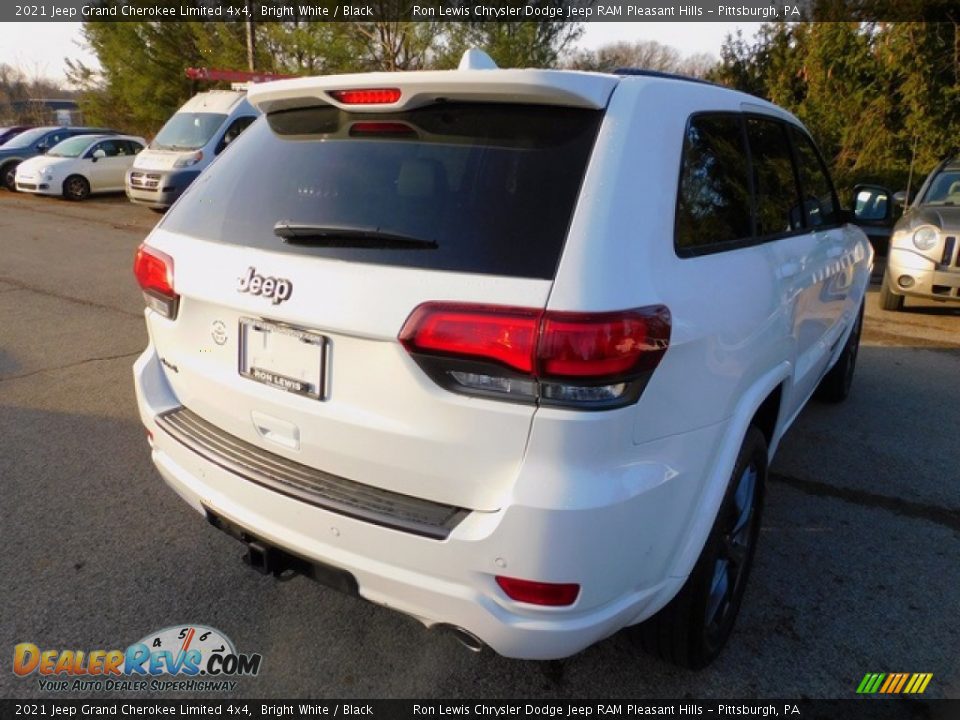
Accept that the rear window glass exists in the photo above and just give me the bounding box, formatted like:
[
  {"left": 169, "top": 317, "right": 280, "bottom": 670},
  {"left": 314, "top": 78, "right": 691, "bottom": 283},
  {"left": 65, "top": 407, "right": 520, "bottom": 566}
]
[
  {"left": 161, "top": 103, "right": 603, "bottom": 280},
  {"left": 675, "top": 114, "right": 753, "bottom": 252}
]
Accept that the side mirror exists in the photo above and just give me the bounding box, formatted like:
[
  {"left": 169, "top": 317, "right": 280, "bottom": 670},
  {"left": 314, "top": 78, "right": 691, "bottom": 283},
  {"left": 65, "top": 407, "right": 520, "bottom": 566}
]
[
  {"left": 892, "top": 190, "right": 907, "bottom": 207},
  {"left": 36, "top": 144, "right": 48, "bottom": 154},
  {"left": 92, "top": 148, "right": 106, "bottom": 162},
  {"left": 852, "top": 185, "right": 892, "bottom": 223}
]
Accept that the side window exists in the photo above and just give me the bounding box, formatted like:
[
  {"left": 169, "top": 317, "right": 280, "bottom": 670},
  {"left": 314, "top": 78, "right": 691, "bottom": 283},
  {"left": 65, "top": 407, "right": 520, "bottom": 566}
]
[
  {"left": 126, "top": 140, "right": 145, "bottom": 155},
  {"left": 216, "top": 116, "right": 256, "bottom": 155},
  {"left": 789, "top": 127, "right": 840, "bottom": 227},
  {"left": 86, "top": 140, "right": 117, "bottom": 158},
  {"left": 745, "top": 117, "right": 804, "bottom": 237},
  {"left": 675, "top": 114, "right": 753, "bottom": 253}
]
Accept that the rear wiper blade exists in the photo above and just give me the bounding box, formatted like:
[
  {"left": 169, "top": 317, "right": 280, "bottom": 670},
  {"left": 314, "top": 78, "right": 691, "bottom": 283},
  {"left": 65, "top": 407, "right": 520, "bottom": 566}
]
[{"left": 273, "top": 222, "right": 437, "bottom": 249}]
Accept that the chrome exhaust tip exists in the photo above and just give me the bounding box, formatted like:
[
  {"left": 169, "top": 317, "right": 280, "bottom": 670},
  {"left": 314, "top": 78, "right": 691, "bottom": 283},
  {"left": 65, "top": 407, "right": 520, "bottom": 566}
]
[{"left": 434, "top": 624, "right": 485, "bottom": 653}]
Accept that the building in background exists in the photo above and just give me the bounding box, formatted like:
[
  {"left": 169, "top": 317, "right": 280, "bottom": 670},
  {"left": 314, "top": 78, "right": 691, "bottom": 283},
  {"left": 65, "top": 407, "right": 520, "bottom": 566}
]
[{"left": 0, "top": 98, "right": 82, "bottom": 126}]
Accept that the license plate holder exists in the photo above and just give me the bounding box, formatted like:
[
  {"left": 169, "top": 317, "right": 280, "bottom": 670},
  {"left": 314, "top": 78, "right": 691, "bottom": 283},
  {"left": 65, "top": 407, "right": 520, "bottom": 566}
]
[{"left": 239, "top": 318, "right": 327, "bottom": 400}]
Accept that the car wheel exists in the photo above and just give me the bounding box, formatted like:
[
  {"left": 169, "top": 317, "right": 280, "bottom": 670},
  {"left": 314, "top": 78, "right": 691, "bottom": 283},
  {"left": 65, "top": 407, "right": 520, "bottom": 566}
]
[
  {"left": 2, "top": 162, "right": 18, "bottom": 191},
  {"left": 815, "top": 301, "right": 863, "bottom": 404},
  {"left": 879, "top": 271, "right": 904, "bottom": 311},
  {"left": 63, "top": 175, "right": 91, "bottom": 201},
  {"left": 631, "top": 426, "right": 766, "bottom": 669}
]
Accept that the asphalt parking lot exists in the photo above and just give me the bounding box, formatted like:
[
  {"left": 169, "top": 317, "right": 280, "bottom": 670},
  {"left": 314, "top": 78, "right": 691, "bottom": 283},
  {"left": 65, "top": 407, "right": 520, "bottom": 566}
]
[{"left": 1, "top": 191, "right": 958, "bottom": 700}]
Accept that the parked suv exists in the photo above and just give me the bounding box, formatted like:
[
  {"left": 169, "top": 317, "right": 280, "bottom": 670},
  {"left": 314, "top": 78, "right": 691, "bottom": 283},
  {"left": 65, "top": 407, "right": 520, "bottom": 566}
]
[
  {"left": 0, "top": 126, "right": 118, "bottom": 191},
  {"left": 878, "top": 156, "right": 960, "bottom": 310},
  {"left": 132, "top": 52, "right": 872, "bottom": 668}
]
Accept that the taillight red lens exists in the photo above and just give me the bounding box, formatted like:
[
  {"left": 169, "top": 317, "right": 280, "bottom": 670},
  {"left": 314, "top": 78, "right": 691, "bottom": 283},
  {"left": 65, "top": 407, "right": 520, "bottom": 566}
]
[
  {"left": 400, "top": 303, "right": 541, "bottom": 374},
  {"left": 134, "top": 245, "right": 174, "bottom": 297},
  {"left": 328, "top": 88, "right": 401, "bottom": 105},
  {"left": 538, "top": 308, "right": 671, "bottom": 379},
  {"left": 134, "top": 244, "right": 179, "bottom": 319},
  {"left": 495, "top": 576, "right": 580, "bottom": 607},
  {"left": 399, "top": 302, "right": 670, "bottom": 407}
]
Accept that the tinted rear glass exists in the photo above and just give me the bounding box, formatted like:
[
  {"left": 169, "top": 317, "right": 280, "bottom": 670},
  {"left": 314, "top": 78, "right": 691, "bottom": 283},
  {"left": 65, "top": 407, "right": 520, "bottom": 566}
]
[
  {"left": 161, "top": 103, "right": 603, "bottom": 279},
  {"left": 675, "top": 114, "right": 752, "bottom": 252}
]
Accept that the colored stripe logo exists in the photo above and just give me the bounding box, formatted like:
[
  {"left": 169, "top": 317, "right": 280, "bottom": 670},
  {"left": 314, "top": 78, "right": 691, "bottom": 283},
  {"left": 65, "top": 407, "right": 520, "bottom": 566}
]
[{"left": 857, "top": 672, "right": 933, "bottom": 694}]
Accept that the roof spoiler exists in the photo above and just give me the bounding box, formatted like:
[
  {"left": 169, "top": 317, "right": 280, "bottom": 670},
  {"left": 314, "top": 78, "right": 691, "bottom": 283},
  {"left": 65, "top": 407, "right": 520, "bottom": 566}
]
[{"left": 247, "top": 49, "right": 617, "bottom": 114}]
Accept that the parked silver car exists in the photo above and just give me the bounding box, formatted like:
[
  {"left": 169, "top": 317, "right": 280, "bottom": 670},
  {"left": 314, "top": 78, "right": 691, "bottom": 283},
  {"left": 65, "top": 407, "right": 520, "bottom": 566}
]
[{"left": 878, "top": 156, "right": 960, "bottom": 310}]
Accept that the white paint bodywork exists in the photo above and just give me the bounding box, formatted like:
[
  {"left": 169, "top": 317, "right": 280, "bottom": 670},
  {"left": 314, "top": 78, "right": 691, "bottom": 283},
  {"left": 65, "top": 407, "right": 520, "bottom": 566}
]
[
  {"left": 15, "top": 134, "right": 146, "bottom": 196},
  {"left": 133, "top": 67, "right": 873, "bottom": 659}
]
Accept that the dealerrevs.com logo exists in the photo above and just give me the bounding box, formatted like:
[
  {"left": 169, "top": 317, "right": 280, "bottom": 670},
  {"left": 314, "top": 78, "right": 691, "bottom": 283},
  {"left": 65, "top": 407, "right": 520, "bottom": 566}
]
[{"left": 13, "top": 625, "right": 262, "bottom": 693}]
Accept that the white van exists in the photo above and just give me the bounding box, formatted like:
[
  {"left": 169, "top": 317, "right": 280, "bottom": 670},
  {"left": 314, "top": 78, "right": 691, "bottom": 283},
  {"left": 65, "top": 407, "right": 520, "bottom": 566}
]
[{"left": 126, "top": 90, "right": 258, "bottom": 210}]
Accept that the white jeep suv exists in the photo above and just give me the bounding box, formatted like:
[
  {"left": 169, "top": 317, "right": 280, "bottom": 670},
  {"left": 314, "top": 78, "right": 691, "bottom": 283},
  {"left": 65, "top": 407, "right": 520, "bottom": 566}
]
[{"left": 133, "top": 53, "right": 872, "bottom": 668}]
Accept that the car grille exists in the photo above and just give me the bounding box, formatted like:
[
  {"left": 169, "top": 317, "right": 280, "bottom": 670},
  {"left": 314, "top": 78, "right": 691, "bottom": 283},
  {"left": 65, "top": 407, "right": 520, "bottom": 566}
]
[
  {"left": 16, "top": 182, "right": 36, "bottom": 190},
  {"left": 155, "top": 406, "right": 469, "bottom": 540},
  {"left": 129, "top": 171, "right": 161, "bottom": 190},
  {"left": 941, "top": 236, "right": 959, "bottom": 267}
]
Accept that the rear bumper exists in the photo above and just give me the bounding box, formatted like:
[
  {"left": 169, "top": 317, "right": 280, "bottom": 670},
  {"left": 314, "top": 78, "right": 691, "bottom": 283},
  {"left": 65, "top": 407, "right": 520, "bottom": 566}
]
[
  {"left": 125, "top": 168, "right": 200, "bottom": 209},
  {"left": 133, "top": 344, "right": 719, "bottom": 659}
]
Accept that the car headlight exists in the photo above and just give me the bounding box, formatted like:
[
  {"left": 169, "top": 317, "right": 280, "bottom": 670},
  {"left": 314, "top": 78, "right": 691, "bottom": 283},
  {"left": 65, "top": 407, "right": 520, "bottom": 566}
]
[
  {"left": 912, "top": 226, "right": 938, "bottom": 251},
  {"left": 173, "top": 151, "right": 203, "bottom": 168}
]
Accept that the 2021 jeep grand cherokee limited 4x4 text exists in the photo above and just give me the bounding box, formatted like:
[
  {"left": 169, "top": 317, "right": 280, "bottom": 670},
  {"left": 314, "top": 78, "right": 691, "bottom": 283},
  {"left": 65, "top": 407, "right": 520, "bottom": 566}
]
[{"left": 133, "top": 53, "right": 872, "bottom": 668}]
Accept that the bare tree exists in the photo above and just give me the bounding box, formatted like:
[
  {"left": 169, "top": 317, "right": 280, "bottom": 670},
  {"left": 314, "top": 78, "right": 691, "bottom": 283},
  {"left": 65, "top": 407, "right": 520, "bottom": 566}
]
[
  {"left": 565, "top": 40, "right": 716, "bottom": 78},
  {"left": 0, "top": 63, "right": 72, "bottom": 124}
]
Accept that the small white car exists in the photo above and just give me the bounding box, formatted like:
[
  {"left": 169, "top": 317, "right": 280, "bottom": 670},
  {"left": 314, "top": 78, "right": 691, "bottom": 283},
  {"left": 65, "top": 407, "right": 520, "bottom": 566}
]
[
  {"left": 133, "top": 51, "right": 872, "bottom": 667},
  {"left": 16, "top": 134, "right": 146, "bottom": 200}
]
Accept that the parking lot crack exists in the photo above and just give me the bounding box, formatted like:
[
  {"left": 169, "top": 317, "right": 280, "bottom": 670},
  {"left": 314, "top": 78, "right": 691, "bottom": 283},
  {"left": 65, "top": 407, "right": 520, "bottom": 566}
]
[
  {"left": 0, "top": 351, "right": 142, "bottom": 383},
  {"left": 0, "top": 277, "right": 141, "bottom": 318},
  {"left": 770, "top": 472, "right": 960, "bottom": 533}
]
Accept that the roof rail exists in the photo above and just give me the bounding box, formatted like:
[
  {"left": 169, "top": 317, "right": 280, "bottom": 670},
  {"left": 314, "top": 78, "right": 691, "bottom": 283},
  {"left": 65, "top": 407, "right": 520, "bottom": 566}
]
[{"left": 611, "top": 68, "right": 719, "bottom": 88}]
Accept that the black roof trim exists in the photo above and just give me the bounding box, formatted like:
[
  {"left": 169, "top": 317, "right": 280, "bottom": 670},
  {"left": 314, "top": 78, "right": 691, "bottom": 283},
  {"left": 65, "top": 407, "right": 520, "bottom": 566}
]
[{"left": 612, "top": 68, "right": 720, "bottom": 88}]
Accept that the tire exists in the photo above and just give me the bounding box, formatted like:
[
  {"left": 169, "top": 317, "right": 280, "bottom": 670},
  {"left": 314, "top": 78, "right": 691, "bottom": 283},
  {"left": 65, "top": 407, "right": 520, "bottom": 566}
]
[
  {"left": 62, "top": 175, "right": 91, "bottom": 201},
  {"left": 631, "top": 427, "right": 767, "bottom": 669},
  {"left": 879, "top": 271, "right": 904, "bottom": 311},
  {"left": 815, "top": 301, "right": 863, "bottom": 404},
  {"left": 149, "top": 207, "right": 166, "bottom": 215},
  {"left": 2, "top": 162, "right": 18, "bottom": 191}
]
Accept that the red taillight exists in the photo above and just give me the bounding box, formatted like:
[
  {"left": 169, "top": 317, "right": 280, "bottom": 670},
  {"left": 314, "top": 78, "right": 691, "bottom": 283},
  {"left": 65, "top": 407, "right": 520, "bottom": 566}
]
[
  {"left": 399, "top": 302, "right": 670, "bottom": 408},
  {"left": 495, "top": 576, "right": 580, "bottom": 607},
  {"left": 400, "top": 304, "right": 540, "bottom": 374},
  {"left": 538, "top": 309, "right": 671, "bottom": 378},
  {"left": 328, "top": 88, "right": 401, "bottom": 105},
  {"left": 133, "top": 244, "right": 179, "bottom": 319}
]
